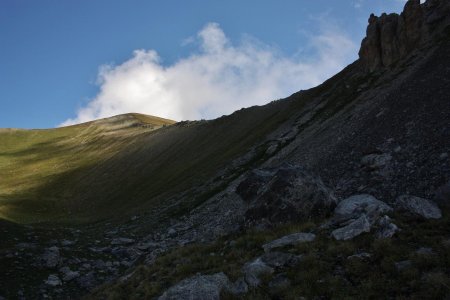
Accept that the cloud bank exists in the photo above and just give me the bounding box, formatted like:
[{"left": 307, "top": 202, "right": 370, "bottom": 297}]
[{"left": 61, "top": 23, "right": 356, "bottom": 126}]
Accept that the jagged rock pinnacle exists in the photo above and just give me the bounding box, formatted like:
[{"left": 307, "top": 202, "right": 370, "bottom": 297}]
[{"left": 359, "top": 0, "right": 450, "bottom": 71}]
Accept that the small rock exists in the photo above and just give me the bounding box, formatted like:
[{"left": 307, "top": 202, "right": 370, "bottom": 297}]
[
  {"left": 60, "top": 240, "right": 75, "bottom": 247},
  {"left": 347, "top": 252, "right": 371, "bottom": 260},
  {"left": 158, "top": 272, "right": 231, "bottom": 300},
  {"left": 361, "top": 153, "right": 392, "bottom": 170},
  {"left": 260, "top": 251, "right": 302, "bottom": 268},
  {"left": 265, "top": 143, "right": 278, "bottom": 155},
  {"left": 76, "top": 271, "right": 97, "bottom": 289},
  {"left": 168, "top": 228, "right": 177, "bottom": 237},
  {"left": 111, "top": 237, "right": 135, "bottom": 245},
  {"left": 262, "top": 232, "right": 316, "bottom": 252},
  {"left": 439, "top": 152, "right": 448, "bottom": 160},
  {"left": 45, "top": 274, "right": 62, "bottom": 286},
  {"left": 63, "top": 270, "right": 80, "bottom": 281},
  {"left": 415, "top": 247, "right": 434, "bottom": 255},
  {"left": 395, "top": 195, "right": 442, "bottom": 219},
  {"left": 332, "top": 214, "right": 371, "bottom": 241},
  {"left": 41, "top": 246, "right": 61, "bottom": 268},
  {"left": 229, "top": 277, "right": 248, "bottom": 295},
  {"left": 395, "top": 260, "right": 412, "bottom": 271},
  {"left": 376, "top": 215, "right": 399, "bottom": 239},
  {"left": 242, "top": 258, "right": 274, "bottom": 287}
]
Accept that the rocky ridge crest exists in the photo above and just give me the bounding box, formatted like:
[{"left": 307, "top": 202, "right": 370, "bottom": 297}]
[{"left": 359, "top": 0, "right": 450, "bottom": 71}]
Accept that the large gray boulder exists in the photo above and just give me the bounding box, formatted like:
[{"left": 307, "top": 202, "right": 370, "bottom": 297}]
[
  {"left": 394, "top": 195, "right": 442, "bottom": 219},
  {"left": 334, "top": 194, "right": 392, "bottom": 225},
  {"left": 332, "top": 214, "right": 371, "bottom": 241},
  {"left": 262, "top": 232, "right": 316, "bottom": 252},
  {"left": 158, "top": 273, "right": 231, "bottom": 300},
  {"left": 237, "top": 164, "right": 337, "bottom": 227}
]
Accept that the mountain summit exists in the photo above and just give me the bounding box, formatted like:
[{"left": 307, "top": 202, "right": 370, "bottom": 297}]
[{"left": 1, "top": 0, "right": 449, "bottom": 298}]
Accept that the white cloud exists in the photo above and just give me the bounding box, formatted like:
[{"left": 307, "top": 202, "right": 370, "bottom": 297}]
[{"left": 61, "top": 22, "right": 357, "bottom": 126}]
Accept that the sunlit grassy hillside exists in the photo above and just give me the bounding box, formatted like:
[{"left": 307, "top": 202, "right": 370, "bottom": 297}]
[
  {"left": 0, "top": 113, "right": 175, "bottom": 223},
  {"left": 0, "top": 101, "right": 296, "bottom": 224}
]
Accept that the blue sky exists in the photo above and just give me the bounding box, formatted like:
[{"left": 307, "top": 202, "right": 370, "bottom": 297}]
[{"left": 0, "top": 0, "right": 406, "bottom": 128}]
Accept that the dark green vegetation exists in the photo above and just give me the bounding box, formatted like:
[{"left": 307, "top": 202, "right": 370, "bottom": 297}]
[{"left": 90, "top": 209, "right": 450, "bottom": 300}]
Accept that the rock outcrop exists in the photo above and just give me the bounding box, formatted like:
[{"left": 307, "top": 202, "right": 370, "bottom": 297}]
[
  {"left": 330, "top": 194, "right": 398, "bottom": 240},
  {"left": 236, "top": 164, "right": 337, "bottom": 227},
  {"left": 359, "top": 0, "right": 450, "bottom": 71}
]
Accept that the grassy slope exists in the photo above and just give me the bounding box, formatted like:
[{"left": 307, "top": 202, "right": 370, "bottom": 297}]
[
  {"left": 0, "top": 57, "right": 363, "bottom": 226},
  {"left": 0, "top": 98, "right": 299, "bottom": 224},
  {"left": 0, "top": 113, "right": 175, "bottom": 223}
]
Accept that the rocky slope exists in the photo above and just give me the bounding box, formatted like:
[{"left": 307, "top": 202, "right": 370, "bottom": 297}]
[{"left": 1, "top": 0, "right": 449, "bottom": 299}]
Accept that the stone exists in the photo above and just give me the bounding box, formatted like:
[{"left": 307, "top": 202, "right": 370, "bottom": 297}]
[
  {"left": 395, "top": 195, "right": 442, "bottom": 219},
  {"left": 110, "top": 237, "right": 135, "bottom": 245},
  {"left": 41, "top": 246, "right": 61, "bottom": 268},
  {"left": 76, "top": 271, "right": 97, "bottom": 290},
  {"left": 361, "top": 153, "right": 392, "bottom": 170},
  {"left": 332, "top": 214, "right": 371, "bottom": 241},
  {"left": 229, "top": 277, "right": 248, "bottom": 295},
  {"left": 167, "top": 228, "right": 177, "bottom": 237},
  {"left": 395, "top": 260, "right": 412, "bottom": 271},
  {"left": 439, "top": 152, "right": 448, "bottom": 160},
  {"left": 334, "top": 194, "right": 392, "bottom": 225},
  {"left": 347, "top": 252, "right": 372, "bottom": 260},
  {"left": 260, "top": 251, "right": 302, "bottom": 268},
  {"left": 158, "top": 272, "right": 231, "bottom": 300},
  {"left": 262, "top": 233, "right": 316, "bottom": 252},
  {"left": 45, "top": 274, "right": 62, "bottom": 286},
  {"left": 60, "top": 240, "right": 75, "bottom": 246},
  {"left": 237, "top": 164, "right": 337, "bottom": 226},
  {"left": 376, "top": 215, "right": 399, "bottom": 239},
  {"left": 59, "top": 267, "right": 80, "bottom": 282},
  {"left": 242, "top": 258, "right": 274, "bottom": 287},
  {"left": 415, "top": 247, "right": 435, "bottom": 255}
]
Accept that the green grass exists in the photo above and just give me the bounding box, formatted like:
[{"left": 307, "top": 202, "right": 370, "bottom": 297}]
[{"left": 0, "top": 114, "right": 175, "bottom": 223}]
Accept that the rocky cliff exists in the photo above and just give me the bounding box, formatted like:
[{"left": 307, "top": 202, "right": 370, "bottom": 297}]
[{"left": 359, "top": 0, "right": 450, "bottom": 71}]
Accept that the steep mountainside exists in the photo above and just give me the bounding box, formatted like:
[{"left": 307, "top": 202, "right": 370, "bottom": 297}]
[{"left": 1, "top": 0, "right": 449, "bottom": 299}]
